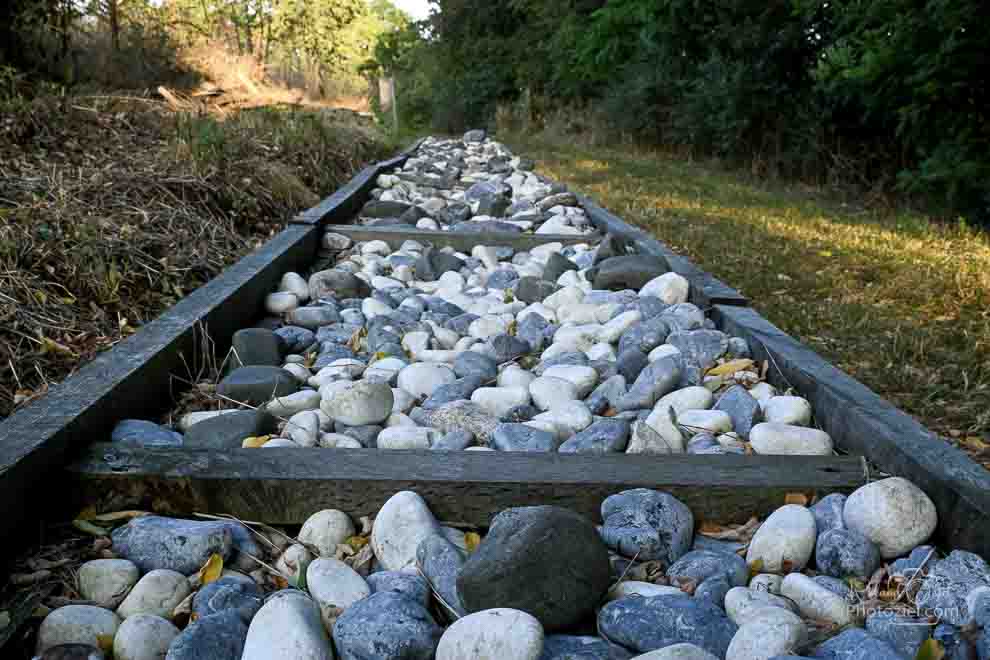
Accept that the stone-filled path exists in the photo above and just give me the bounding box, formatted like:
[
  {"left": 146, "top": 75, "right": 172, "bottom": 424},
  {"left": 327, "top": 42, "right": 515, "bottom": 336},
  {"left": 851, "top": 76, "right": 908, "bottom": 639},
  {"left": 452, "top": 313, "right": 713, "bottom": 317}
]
[{"left": 33, "top": 132, "right": 990, "bottom": 660}]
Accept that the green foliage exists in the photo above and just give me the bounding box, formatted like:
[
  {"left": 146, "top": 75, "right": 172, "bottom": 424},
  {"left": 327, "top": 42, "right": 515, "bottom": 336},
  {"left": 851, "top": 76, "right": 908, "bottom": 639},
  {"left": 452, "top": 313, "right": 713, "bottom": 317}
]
[{"left": 390, "top": 0, "right": 987, "bottom": 221}]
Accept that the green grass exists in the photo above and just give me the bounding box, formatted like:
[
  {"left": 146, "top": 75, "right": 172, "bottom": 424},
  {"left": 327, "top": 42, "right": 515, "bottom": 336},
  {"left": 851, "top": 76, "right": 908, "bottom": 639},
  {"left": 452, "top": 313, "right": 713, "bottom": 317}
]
[{"left": 505, "top": 133, "right": 990, "bottom": 463}]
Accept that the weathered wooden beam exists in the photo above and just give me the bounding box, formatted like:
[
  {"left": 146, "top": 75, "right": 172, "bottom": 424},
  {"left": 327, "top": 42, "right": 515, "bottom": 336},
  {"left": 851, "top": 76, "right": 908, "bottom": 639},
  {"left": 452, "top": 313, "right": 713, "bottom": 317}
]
[
  {"left": 577, "top": 194, "right": 749, "bottom": 308},
  {"left": 291, "top": 138, "right": 424, "bottom": 226},
  {"left": 321, "top": 224, "right": 598, "bottom": 251},
  {"left": 712, "top": 304, "right": 990, "bottom": 556},
  {"left": 0, "top": 225, "right": 320, "bottom": 559},
  {"left": 68, "top": 446, "right": 864, "bottom": 526}
]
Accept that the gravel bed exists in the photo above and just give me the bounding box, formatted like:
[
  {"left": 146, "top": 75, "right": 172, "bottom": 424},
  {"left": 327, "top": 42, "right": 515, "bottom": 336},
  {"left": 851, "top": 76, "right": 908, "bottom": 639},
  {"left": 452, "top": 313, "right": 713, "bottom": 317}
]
[{"left": 31, "top": 131, "right": 990, "bottom": 659}]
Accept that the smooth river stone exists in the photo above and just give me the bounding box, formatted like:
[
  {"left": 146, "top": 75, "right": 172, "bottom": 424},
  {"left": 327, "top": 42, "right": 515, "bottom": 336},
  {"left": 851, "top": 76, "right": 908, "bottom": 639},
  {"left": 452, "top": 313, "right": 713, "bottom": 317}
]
[
  {"left": 599, "top": 489, "right": 693, "bottom": 564},
  {"left": 332, "top": 591, "right": 442, "bottom": 660},
  {"left": 111, "top": 516, "right": 232, "bottom": 574},
  {"left": 471, "top": 386, "right": 531, "bottom": 418},
  {"left": 113, "top": 614, "right": 179, "bottom": 660},
  {"left": 457, "top": 506, "right": 611, "bottom": 630},
  {"left": 320, "top": 380, "right": 393, "bottom": 426},
  {"left": 298, "top": 509, "right": 355, "bottom": 558},
  {"left": 780, "top": 573, "right": 852, "bottom": 626},
  {"left": 598, "top": 595, "right": 737, "bottom": 657},
  {"left": 306, "top": 558, "right": 371, "bottom": 628},
  {"left": 77, "top": 559, "right": 139, "bottom": 609},
  {"left": 242, "top": 591, "right": 332, "bottom": 660},
  {"left": 36, "top": 605, "right": 121, "bottom": 655},
  {"left": 763, "top": 396, "right": 812, "bottom": 426},
  {"left": 371, "top": 491, "right": 441, "bottom": 571},
  {"left": 529, "top": 376, "right": 579, "bottom": 411},
  {"left": 559, "top": 418, "right": 630, "bottom": 454},
  {"left": 397, "top": 362, "right": 457, "bottom": 399},
  {"left": 640, "top": 272, "right": 690, "bottom": 305},
  {"left": 437, "top": 609, "right": 544, "bottom": 660},
  {"left": 749, "top": 422, "right": 833, "bottom": 456},
  {"left": 492, "top": 423, "right": 560, "bottom": 452},
  {"left": 842, "top": 477, "right": 937, "bottom": 559},
  {"left": 542, "top": 364, "right": 599, "bottom": 397},
  {"left": 746, "top": 505, "right": 817, "bottom": 573}
]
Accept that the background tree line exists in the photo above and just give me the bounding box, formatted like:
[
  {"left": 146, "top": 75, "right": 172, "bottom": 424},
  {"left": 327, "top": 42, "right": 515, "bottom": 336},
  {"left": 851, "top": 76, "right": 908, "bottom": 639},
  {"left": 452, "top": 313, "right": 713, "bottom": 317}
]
[
  {"left": 372, "top": 0, "right": 987, "bottom": 221},
  {"left": 0, "top": 0, "right": 404, "bottom": 99}
]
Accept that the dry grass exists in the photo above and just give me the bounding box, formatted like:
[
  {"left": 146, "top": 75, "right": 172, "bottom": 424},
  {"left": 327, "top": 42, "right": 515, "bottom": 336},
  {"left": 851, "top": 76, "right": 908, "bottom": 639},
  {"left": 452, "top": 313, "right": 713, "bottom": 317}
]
[
  {"left": 504, "top": 133, "right": 990, "bottom": 467},
  {"left": 0, "top": 91, "right": 389, "bottom": 420}
]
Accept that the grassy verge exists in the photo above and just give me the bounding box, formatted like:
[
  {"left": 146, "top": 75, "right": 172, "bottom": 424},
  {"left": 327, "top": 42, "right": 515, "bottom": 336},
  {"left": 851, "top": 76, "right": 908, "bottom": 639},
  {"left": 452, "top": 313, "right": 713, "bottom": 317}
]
[
  {"left": 0, "top": 93, "right": 389, "bottom": 419},
  {"left": 504, "top": 133, "right": 990, "bottom": 467}
]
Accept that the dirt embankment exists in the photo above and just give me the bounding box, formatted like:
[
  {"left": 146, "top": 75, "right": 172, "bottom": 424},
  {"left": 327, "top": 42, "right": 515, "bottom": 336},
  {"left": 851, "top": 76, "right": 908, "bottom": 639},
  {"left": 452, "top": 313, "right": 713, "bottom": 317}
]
[{"left": 0, "top": 91, "right": 390, "bottom": 419}]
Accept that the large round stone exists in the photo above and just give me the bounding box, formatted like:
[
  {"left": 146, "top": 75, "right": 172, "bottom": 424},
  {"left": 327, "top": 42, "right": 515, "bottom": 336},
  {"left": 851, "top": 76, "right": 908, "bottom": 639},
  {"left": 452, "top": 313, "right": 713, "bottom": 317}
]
[
  {"left": 599, "top": 489, "right": 694, "bottom": 565},
  {"left": 216, "top": 366, "right": 299, "bottom": 406},
  {"left": 242, "top": 590, "right": 332, "bottom": 660},
  {"left": 77, "top": 559, "right": 139, "bottom": 609},
  {"left": 36, "top": 605, "right": 121, "bottom": 655},
  {"left": 371, "top": 491, "right": 440, "bottom": 571},
  {"left": 598, "top": 595, "right": 736, "bottom": 657},
  {"left": 113, "top": 614, "right": 179, "bottom": 660},
  {"left": 745, "top": 505, "right": 816, "bottom": 573},
  {"left": 456, "top": 506, "right": 611, "bottom": 630},
  {"left": 815, "top": 527, "right": 882, "bottom": 580},
  {"left": 321, "top": 381, "right": 393, "bottom": 426},
  {"left": 843, "top": 477, "right": 937, "bottom": 559},
  {"left": 332, "top": 591, "right": 441, "bottom": 660},
  {"left": 437, "top": 609, "right": 543, "bottom": 660}
]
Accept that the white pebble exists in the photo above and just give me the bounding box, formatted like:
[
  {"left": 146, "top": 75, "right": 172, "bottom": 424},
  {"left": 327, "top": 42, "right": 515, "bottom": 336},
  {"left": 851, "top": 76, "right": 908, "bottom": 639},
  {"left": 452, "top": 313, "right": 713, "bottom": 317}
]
[
  {"left": 780, "top": 572, "right": 852, "bottom": 626},
  {"left": 763, "top": 396, "right": 813, "bottom": 426},
  {"left": 436, "top": 608, "right": 543, "bottom": 660},
  {"left": 746, "top": 505, "right": 817, "bottom": 573},
  {"left": 117, "top": 569, "right": 191, "bottom": 620},
  {"left": 299, "top": 509, "right": 355, "bottom": 557},
  {"left": 471, "top": 386, "right": 531, "bottom": 418},
  {"left": 640, "top": 272, "right": 690, "bottom": 304},
  {"left": 843, "top": 477, "right": 937, "bottom": 558},
  {"left": 749, "top": 423, "right": 833, "bottom": 456}
]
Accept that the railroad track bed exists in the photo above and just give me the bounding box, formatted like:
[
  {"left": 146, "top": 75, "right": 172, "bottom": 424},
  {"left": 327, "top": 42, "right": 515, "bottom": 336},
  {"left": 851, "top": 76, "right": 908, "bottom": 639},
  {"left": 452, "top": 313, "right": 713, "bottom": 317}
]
[{"left": 2, "top": 133, "right": 989, "bottom": 659}]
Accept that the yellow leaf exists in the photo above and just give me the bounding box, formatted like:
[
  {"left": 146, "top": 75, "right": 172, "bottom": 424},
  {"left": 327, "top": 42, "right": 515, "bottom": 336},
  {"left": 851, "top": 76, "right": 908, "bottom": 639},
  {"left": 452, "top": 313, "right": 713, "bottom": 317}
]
[
  {"left": 345, "top": 535, "right": 368, "bottom": 551},
  {"left": 40, "top": 337, "right": 76, "bottom": 357},
  {"left": 73, "top": 519, "right": 110, "bottom": 537},
  {"left": 846, "top": 577, "right": 866, "bottom": 591},
  {"left": 34, "top": 290, "right": 47, "bottom": 304},
  {"left": 197, "top": 553, "right": 224, "bottom": 585},
  {"left": 747, "top": 559, "right": 764, "bottom": 578},
  {"left": 464, "top": 532, "right": 481, "bottom": 552},
  {"left": 784, "top": 492, "right": 809, "bottom": 506},
  {"left": 96, "top": 634, "right": 114, "bottom": 651},
  {"left": 963, "top": 437, "right": 988, "bottom": 452},
  {"left": 90, "top": 510, "right": 149, "bottom": 523},
  {"left": 818, "top": 250, "right": 833, "bottom": 257},
  {"left": 914, "top": 638, "right": 945, "bottom": 660},
  {"left": 708, "top": 359, "right": 755, "bottom": 376},
  {"left": 242, "top": 435, "right": 270, "bottom": 448},
  {"left": 76, "top": 505, "right": 98, "bottom": 521}
]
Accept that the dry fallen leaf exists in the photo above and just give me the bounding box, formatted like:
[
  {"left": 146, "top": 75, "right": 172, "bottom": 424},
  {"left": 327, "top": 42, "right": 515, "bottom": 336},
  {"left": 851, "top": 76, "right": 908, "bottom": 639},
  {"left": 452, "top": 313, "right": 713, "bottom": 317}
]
[
  {"left": 242, "top": 435, "right": 270, "bottom": 448},
  {"left": 784, "top": 492, "right": 809, "bottom": 506},
  {"left": 914, "top": 638, "right": 945, "bottom": 660},
  {"left": 96, "top": 634, "right": 114, "bottom": 652},
  {"left": 708, "top": 359, "right": 755, "bottom": 376},
  {"left": 464, "top": 532, "right": 482, "bottom": 552},
  {"left": 699, "top": 517, "right": 761, "bottom": 543},
  {"left": 90, "top": 510, "right": 149, "bottom": 524},
  {"left": 196, "top": 553, "right": 224, "bottom": 586},
  {"left": 345, "top": 535, "right": 368, "bottom": 552},
  {"left": 747, "top": 559, "right": 764, "bottom": 578}
]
